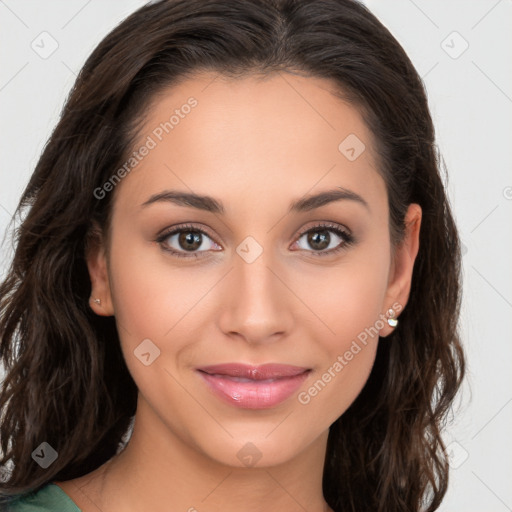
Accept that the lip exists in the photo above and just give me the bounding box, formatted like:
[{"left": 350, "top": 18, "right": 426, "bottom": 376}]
[{"left": 196, "top": 363, "right": 311, "bottom": 409}]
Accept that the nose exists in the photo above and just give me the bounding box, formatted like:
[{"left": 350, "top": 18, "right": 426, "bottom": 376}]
[{"left": 217, "top": 245, "right": 293, "bottom": 345}]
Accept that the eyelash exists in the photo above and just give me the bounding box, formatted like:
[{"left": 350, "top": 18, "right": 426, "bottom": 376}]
[{"left": 155, "top": 222, "right": 355, "bottom": 259}]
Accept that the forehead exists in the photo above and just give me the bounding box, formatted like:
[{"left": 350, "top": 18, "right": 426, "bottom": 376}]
[{"left": 112, "top": 71, "right": 387, "bottom": 219}]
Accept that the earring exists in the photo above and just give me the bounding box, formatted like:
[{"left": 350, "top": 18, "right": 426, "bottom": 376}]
[
  {"left": 386, "top": 308, "right": 398, "bottom": 328},
  {"left": 91, "top": 298, "right": 101, "bottom": 305}
]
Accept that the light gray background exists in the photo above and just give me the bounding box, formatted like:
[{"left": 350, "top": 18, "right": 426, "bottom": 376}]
[{"left": 1, "top": 1, "right": 511, "bottom": 510}]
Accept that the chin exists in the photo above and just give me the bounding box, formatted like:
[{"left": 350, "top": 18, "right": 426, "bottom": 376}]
[{"left": 194, "top": 429, "right": 311, "bottom": 469}]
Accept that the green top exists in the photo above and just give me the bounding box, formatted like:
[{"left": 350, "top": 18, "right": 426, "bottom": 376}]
[{"left": 5, "top": 483, "right": 81, "bottom": 512}]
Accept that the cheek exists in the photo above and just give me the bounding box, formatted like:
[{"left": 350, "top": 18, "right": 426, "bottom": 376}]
[
  {"left": 298, "top": 244, "right": 391, "bottom": 351},
  {"left": 107, "top": 240, "right": 210, "bottom": 441},
  {"left": 295, "top": 273, "right": 385, "bottom": 428},
  {"left": 108, "top": 237, "right": 206, "bottom": 344},
  {"left": 107, "top": 235, "right": 222, "bottom": 404},
  {"left": 297, "top": 340, "right": 378, "bottom": 432},
  {"left": 292, "top": 248, "right": 389, "bottom": 423}
]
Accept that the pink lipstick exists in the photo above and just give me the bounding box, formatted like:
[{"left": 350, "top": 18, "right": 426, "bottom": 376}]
[{"left": 196, "top": 363, "right": 311, "bottom": 409}]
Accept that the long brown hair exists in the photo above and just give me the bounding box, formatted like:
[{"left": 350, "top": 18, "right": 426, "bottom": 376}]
[{"left": 0, "top": 1, "right": 465, "bottom": 510}]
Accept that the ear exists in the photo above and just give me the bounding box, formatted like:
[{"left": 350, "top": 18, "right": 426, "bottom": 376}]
[
  {"left": 85, "top": 224, "right": 115, "bottom": 316},
  {"left": 380, "top": 203, "right": 422, "bottom": 337}
]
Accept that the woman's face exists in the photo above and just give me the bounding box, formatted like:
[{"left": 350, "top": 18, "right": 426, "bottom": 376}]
[{"left": 88, "top": 71, "right": 420, "bottom": 468}]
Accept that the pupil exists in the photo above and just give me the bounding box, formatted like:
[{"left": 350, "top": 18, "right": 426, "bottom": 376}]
[
  {"left": 309, "top": 230, "right": 329, "bottom": 250},
  {"left": 180, "top": 231, "right": 201, "bottom": 251}
]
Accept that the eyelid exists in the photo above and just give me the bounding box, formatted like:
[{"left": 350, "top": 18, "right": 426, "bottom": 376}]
[
  {"left": 296, "top": 221, "right": 352, "bottom": 238},
  {"left": 292, "top": 221, "right": 355, "bottom": 257},
  {"left": 155, "top": 221, "right": 354, "bottom": 258},
  {"left": 155, "top": 223, "right": 221, "bottom": 258}
]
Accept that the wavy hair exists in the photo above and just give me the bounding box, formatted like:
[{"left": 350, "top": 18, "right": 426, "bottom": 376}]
[{"left": 0, "top": 1, "right": 465, "bottom": 510}]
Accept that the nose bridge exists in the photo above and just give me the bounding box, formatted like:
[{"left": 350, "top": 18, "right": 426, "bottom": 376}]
[
  {"left": 218, "top": 234, "right": 292, "bottom": 342},
  {"left": 232, "top": 236, "right": 281, "bottom": 309}
]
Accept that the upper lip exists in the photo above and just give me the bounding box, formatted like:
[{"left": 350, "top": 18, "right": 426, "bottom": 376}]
[{"left": 197, "top": 363, "right": 310, "bottom": 380}]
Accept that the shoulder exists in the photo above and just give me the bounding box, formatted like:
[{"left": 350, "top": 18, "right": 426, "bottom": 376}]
[{"left": 3, "top": 483, "right": 81, "bottom": 512}]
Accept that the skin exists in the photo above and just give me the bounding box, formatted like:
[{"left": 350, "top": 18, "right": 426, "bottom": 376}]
[{"left": 55, "top": 71, "right": 421, "bottom": 512}]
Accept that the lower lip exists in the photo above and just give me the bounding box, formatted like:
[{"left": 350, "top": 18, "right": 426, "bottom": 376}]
[{"left": 197, "top": 370, "right": 310, "bottom": 409}]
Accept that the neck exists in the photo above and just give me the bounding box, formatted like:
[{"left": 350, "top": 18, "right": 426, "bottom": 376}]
[{"left": 82, "top": 396, "right": 333, "bottom": 512}]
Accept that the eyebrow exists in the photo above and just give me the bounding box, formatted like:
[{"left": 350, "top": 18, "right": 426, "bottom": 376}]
[{"left": 141, "top": 186, "right": 369, "bottom": 214}]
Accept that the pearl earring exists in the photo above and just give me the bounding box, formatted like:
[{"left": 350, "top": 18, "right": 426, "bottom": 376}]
[{"left": 386, "top": 308, "right": 398, "bottom": 328}]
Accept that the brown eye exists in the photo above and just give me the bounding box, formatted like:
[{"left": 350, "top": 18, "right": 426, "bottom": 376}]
[
  {"left": 293, "top": 223, "right": 355, "bottom": 257},
  {"left": 156, "top": 224, "right": 221, "bottom": 258}
]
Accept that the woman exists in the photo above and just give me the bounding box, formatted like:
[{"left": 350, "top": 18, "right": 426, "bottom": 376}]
[{"left": 0, "top": 0, "right": 465, "bottom": 510}]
